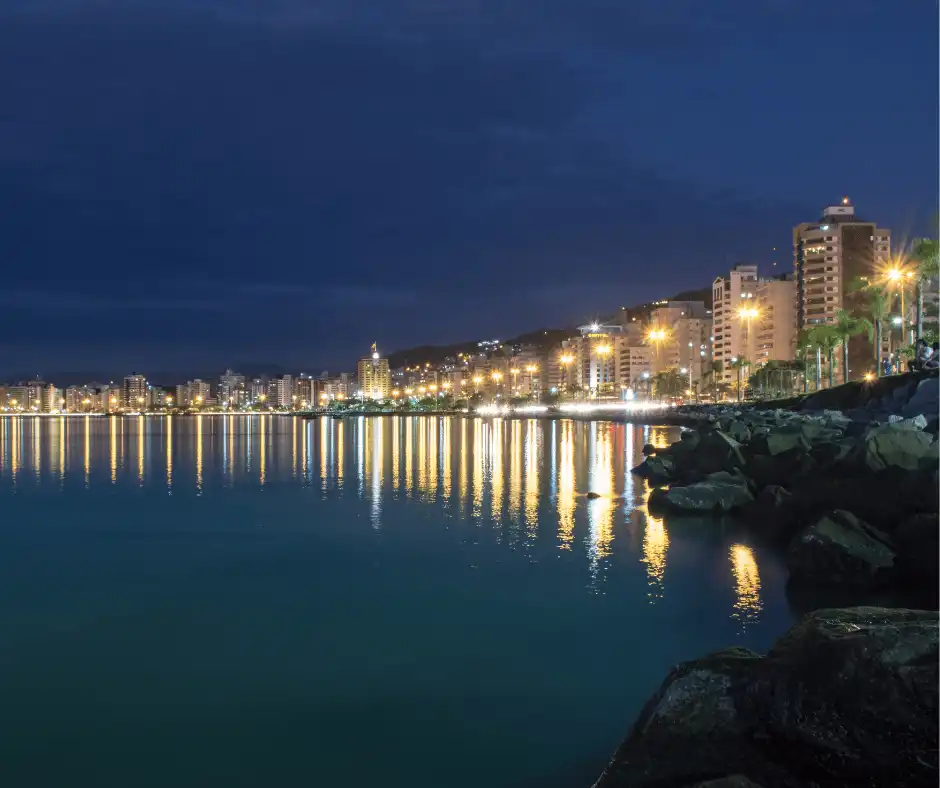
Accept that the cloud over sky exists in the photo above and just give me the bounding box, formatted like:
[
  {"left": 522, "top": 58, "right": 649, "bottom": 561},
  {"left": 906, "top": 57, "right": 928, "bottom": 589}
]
[{"left": 0, "top": 0, "right": 935, "bottom": 377}]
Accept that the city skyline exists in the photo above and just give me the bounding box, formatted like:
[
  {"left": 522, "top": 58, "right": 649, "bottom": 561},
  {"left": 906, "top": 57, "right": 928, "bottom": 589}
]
[{"left": 1, "top": 1, "right": 935, "bottom": 374}]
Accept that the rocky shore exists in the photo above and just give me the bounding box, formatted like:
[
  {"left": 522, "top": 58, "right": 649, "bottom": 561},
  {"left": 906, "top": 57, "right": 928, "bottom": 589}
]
[
  {"left": 632, "top": 372, "right": 939, "bottom": 600},
  {"left": 593, "top": 373, "right": 939, "bottom": 787},
  {"left": 592, "top": 607, "right": 938, "bottom": 788}
]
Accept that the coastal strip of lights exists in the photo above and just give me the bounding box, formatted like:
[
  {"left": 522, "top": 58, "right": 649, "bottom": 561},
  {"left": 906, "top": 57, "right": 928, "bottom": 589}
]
[{"left": 475, "top": 401, "right": 673, "bottom": 417}]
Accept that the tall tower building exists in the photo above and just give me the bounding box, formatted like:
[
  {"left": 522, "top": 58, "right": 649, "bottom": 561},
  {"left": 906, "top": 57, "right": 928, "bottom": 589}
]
[
  {"left": 755, "top": 275, "right": 798, "bottom": 364},
  {"left": 573, "top": 324, "right": 623, "bottom": 397},
  {"left": 793, "top": 198, "right": 890, "bottom": 375},
  {"left": 357, "top": 345, "right": 391, "bottom": 400},
  {"left": 123, "top": 374, "right": 147, "bottom": 409},
  {"left": 712, "top": 265, "right": 759, "bottom": 382}
]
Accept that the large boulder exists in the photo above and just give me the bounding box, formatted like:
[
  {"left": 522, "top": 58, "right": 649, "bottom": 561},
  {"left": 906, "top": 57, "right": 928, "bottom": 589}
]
[
  {"left": 631, "top": 454, "right": 676, "bottom": 483},
  {"left": 675, "top": 430, "right": 746, "bottom": 475},
  {"left": 787, "top": 510, "right": 895, "bottom": 588},
  {"left": 594, "top": 607, "right": 939, "bottom": 788},
  {"left": 862, "top": 423, "right": 937, "bottom": 472},
  {"left": 749, "top": 425, "right": 810, "bottom": 457},
  {"left": 785, "top": 467, "right": 938, "bottom": 533},
  {"left": 591, "top": 648, "right": 789, "bottom": 788},
  {"left": 901, "top": 375, "right": 939, "bottom": 419},
  {"left": 894, "top": 513, "right": 940, "bottom": 602},
  {"left": 743, "top": 485, "right": 798, "bottom": 544},
  {"left": 744, "top": 446, "right": 816, "bottom": 490},
  {"left": 747, "top": 607, "right": 939, "bottom": 787},
  {"left": 649, "top": 474, "right": 754, "bottom": 514}
]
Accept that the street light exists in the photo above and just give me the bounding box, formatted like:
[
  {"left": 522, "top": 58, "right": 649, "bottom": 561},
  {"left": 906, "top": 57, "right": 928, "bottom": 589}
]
[{"left": 491, "top": 370, "right": 503, "bottom": 399}]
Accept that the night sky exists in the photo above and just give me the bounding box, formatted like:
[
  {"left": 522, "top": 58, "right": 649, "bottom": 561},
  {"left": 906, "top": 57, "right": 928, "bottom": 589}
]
[{"left": 1, "top": 0, "right": 936, "bottom": 380}]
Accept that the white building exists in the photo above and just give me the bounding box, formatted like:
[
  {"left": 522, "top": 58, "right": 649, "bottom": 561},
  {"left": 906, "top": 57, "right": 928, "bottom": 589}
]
[
  {"left": 755, "top": 275, "right": 798, "bottom": 365},
  {"left": 712, "top": 265, "right": 759, "bottom": 382}
]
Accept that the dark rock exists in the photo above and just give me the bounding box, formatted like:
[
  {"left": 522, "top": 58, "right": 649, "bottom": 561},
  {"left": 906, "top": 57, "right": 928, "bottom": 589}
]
[
  {"left": 744, "top": 447, "right": 815, "bottom": 490},
  {"left": 744, "top": 485, "right": 798, "bottom": 544},
  {"left": 594, "top": 607, "right": 939, "bottom": 788},
  {"left": 591, "top": 648, "right": 787, "bottom": 788},
  {"left": 586, "top": 491, "right": 602, "bottom": 500},
  {"left": 677, "top": 430, "right": 746, "bottom": 475},
  {"left": 863, "top": 424, "right": 937, "bottom": 472},
  {"left": 901, "top": 376, "right": 939, "bottom": 418},
  {"left": 649, "top": 476, "right": 754, "bottom": 514},
  {"left": 894, "top": 513, "right": 940, "bottom": 600},
  {"left": 748, "top": 425, "right": 809, "bottom": 457},
  {"left": 687, "top": 778, "right": 767, "bottom": 788},
  {"left": 747, "top": 607, "right": 939, "bottom": 787},
  {"left": 641, "top": 443, "right": 656, "bottom": 456},
  {"left": 785, "top": 467, "right": 938, "bottom": 532},
  {"left": 727, "top": 420, "right": 752, "bottom": 443},
  {"left": 787, "top": 510, "right": 895, "bottom": 588},
  {"left": 631, "top": 454, "right": 676, "bottom": 483}
]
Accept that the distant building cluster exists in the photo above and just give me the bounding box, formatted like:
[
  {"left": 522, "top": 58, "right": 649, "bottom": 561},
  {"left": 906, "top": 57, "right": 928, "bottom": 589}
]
[{"left": 2, "top": 198, "right": 931, "bottom": 413}]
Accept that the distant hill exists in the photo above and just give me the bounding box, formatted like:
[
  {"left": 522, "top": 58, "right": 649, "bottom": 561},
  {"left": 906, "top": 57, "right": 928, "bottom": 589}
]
[{"left": 386, "top": 285, "right": 714, "bottom": 368}]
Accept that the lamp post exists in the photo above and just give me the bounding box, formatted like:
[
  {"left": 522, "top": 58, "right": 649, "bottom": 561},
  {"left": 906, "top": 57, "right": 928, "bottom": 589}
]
[
  {"left": 647, "top": 329, "right": 667, "bottom": 376},
  {"left": 491, "top": 371, "right": 503, "bottom": 400},
  {"left": 525, "top": 364, "right": 539, "bottom": 402},
  {"left": 595, "top": 344, "right": 611, "bottom": 398}
]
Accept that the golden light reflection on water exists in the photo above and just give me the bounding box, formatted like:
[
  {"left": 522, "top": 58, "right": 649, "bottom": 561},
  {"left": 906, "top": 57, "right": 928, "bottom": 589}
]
[
  {"left": 166, "top": 415, "right": 173, "bottom": 491},
  {"left": 557, "top": 421, "right": 576, "bottom": 550},
  {"left": 33, "top": 418, "right": 41, "bottom": 479},
  {"left": 489, "top": 420, "right": 504, "bottom": 523},
  {"left": 137, "top": 416, "right": 145, "bottom": 484},
  {"left": 441, "top": 418, "right": 451, "bottom": 504},
  {"left": 85, "top": 416, "right": 91, "bottom": 485},
  {"left": 730, "top": 544, "right": 762, "bottom": 629},
  {"left": 392, "top": 417, "right": 400, "bottom": 493},
  {"left": 0, "top": 416, "right": 779, "bottom": 609},
  {"left": 510, "top": 420, "right": 524, "bottom": 531},
  {"left": 196, "top": 415, "right": 204, "bottom": 491},
  {"left": 109, "top": 416, "right": 116, "bottom": 483},
  {"left": 523, "top": 421, "right": 539, "bottom": 544},
  {"left": 586, "top": 423, "right": 615, "bottom": 582},
  {"left": 641, "top": 512, "right": 669, "bottom": 602},
  {"left": 472, "top": 419, "right": 483, "bottom": 518},
  {"left": 370, "top": 418, "right": 383, "bottom": 529}
]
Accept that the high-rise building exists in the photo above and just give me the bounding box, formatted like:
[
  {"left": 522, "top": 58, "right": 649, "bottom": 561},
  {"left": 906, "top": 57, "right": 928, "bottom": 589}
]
[
  {"left": 269, "top": 375, "right": 293, "bottom": 409},
  {"left": 123, "top": 374, "right": 147, "bottom": 410},
  {"left": 293, "top": 375, "right": 316, "bottom": 409},
  {"left": 648, "top": 301, "right": 713, "bottom": 386},
  {"left": 25, "top": 379, "right": 46, "bottom": 411},
  {"left": 572, "top": 324, "right": 623, "bottom": 397},
  {"left": 246, "top": 378, "right": 266, "bottom": 404},
  {"left": 219, "top": 369, "right": 246, "bottom": 407},
  {"left": 793, "top": 198, "right": 891, "bottom": 327},
  {"left": 755, "top": 275, "right": 798, "bottom": 365},
  {"left": 357, "top": 345, "right": 391, "bottom": 400},
  {"left": 712, "top": 265, "right": 759, "bottom": 382},
  {"left": 40, "top": 384, "right": 59, "bottom": 413},
  {"left": 618, "top": 344, "right": 653, "bottom": 395},
  {"left": 793, "top": 198, "right": 890, "bottom": 374},
  {"left": 6, "top": 386, "right": 28, "bottom": 411}
]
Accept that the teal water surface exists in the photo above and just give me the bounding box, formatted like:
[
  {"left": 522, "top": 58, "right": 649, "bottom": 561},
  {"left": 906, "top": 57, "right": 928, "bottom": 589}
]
[{"left": 0, "top": 415, "right": 795, "bottom": 788}]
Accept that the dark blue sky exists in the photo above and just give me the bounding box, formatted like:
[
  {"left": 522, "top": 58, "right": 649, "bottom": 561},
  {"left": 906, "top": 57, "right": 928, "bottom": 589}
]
[{"left": 1, "top": 0, "right": 936, "bottom": 378}]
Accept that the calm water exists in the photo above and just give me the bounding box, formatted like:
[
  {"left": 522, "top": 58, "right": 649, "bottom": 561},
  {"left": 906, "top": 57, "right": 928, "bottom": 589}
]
[{"left": 0, "top": 415, "right": 794, "bottom": 788}]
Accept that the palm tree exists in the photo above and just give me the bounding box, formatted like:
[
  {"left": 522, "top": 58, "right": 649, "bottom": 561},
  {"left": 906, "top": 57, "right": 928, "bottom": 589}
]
[
  {"left": 833, "top": 309, "right": 873, "bottom": 384},
  {"left": 704, "top": 359, "right": 723, "bottom": 401},
  {"left": 912, "top": 238, "right": 939, "bottom": 345},
  {"left": 728, "top": 358, "right": 750, "bottom": 401},
  {"left": 795, "top": 328, "right": 816, "bottom": 391},
  {"left": 653, "top": 368, "right": 683, "bottom": 400},
  {"left": 807, "top": 325, "right": 840, "bottom": 388}
]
